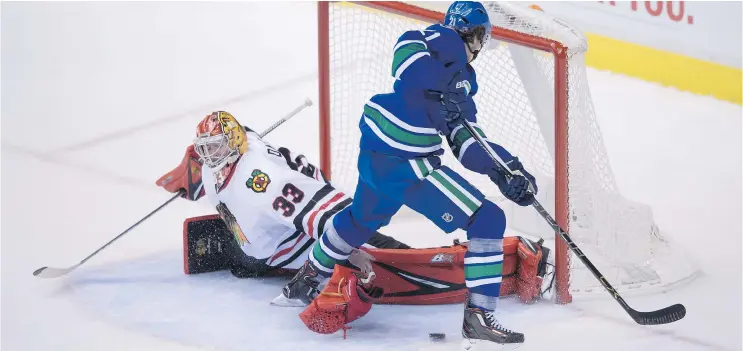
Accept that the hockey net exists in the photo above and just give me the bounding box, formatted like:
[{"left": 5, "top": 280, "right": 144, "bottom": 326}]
[{"left": 317, "top": 1, "right": 698, "bottom": 303}]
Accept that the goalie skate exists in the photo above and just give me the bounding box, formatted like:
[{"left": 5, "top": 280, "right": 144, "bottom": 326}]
[{"left": 271, "top": 261, "right": 323, "bottom": 307}]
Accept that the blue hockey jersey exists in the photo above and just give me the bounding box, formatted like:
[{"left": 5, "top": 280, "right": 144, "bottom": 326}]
[{"left": 358, "top": 24, "right": 516, "bottom": 178}]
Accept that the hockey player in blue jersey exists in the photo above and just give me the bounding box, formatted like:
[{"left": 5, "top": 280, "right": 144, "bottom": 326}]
[{"left": 278, "top": 1, "right": 538, "bottom": 346}]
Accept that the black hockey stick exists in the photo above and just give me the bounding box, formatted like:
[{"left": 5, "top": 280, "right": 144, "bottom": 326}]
[
  {"left": 33, "top": 192, "right": 184, "bottom": 278},
  {"left": 33, "top": 98, "right": 314, "bottom": 279},
  {"left": 460, "top": 120, "right": 686, "bottom": 325}
]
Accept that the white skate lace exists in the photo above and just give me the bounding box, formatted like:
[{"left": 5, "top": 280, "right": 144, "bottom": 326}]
[{"left": 485, "top": 311, "right": 515, "bottom": 334}]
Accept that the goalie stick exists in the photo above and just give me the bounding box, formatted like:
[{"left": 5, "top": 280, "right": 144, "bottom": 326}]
[
  {"left": 33, "top": 98, "right": 314, "bottom": 279},
  {"left": 459, "top": 119, "right": 686, "bottom": 326}
]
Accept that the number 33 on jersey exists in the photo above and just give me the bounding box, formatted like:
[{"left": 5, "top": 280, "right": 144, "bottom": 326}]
[{"left": 201, "top": 129, "right": 352, "bottom": 262}]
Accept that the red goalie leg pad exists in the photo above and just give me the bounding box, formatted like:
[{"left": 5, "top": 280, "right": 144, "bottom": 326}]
[
  {"left": 299, "top": 265, "right": 383, "bottom": 337},
  {"left": 359, "top": 238, "right": 523, "bottom": 305},
  {"left": 515, "top": 237, "right": 545, "bottom": 304},
  {"left": 499, "top": 237, "right": 520, "bottom": 297},
  {"left": 361, "top": 243, "right": 467, "bottom": 305}
]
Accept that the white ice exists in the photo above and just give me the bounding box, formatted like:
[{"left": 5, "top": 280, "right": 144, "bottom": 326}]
[{"left": 2, "top": 2, "right": 741, "bottom": 351}]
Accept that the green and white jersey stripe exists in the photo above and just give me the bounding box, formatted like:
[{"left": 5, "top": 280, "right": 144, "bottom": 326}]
[
  {"left": 464, "top": 254, "right": 504, "bottom": 265},
  {"left": 363, "top": 102, "right": 442, "bottom": 153},
  {"left": 391, "top": 40, "right": 429, "bottom": 80},
  {"left": 449, "top": 123, "right": 487, "bottom": 161},
  {"left": 465, "top": 263, "right": 503, "bottom": 280},
  {"left": 409, "top": 157, "right": 435, "bottom": 180},
  {"left": 426, "top": 169, "right": 482, "bottom": 216},
  {"left": 408, "top": 158, "right": 482, "bottom": 216}
]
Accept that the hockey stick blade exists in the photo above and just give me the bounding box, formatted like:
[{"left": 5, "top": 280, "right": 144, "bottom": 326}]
[
  {"left": 631, "top": 303, "right": 686, "bottom": 325},
  {"left": 33, "top": 264, "right": 80, "bottom": 279}
]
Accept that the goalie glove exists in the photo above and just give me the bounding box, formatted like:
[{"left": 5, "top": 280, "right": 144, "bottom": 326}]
[
  {"left": 298, "top": 265, "right": 383, "bottom": 338},
  {"left": 156, "top": 145, "right": 206, "bottom": 201}
]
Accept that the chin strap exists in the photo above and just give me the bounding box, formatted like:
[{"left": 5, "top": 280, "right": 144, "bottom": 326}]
[{"left": 465, "top": 40, "right": 480, "bottom": 63}]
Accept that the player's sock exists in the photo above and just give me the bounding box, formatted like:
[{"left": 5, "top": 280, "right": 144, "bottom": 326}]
[
  {"left": 308, "top": 227, "right": 354, "bottom": 278},
  {"left": 464, "top": 237, "right": 504, "bottom": 311}
]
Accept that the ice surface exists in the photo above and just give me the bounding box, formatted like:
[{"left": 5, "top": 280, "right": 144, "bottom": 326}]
[{"left": 2, "top": 2, "right": 740, "bottom": 351}]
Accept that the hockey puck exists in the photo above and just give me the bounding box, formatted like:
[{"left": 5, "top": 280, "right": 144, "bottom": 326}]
[{"left": 429, "top": 333, "right": 446, "bottom": 342}]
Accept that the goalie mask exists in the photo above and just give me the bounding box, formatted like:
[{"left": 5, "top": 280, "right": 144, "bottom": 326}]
[{"left": 194, "top": 111, "right": 248, "bottom": 172}]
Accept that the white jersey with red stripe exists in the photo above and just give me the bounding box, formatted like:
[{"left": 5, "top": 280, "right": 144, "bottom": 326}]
[{"left": 201, "top": 129, "right": 351, "bottom": 270}]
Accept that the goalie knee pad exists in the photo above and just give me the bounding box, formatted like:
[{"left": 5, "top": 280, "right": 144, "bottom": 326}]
[{"left": 299, "top": 265, "right": 383, "bottom": 337}]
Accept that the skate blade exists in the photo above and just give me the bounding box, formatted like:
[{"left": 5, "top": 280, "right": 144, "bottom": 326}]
[
  {"left": 461, "top": 338, "right": 523, "bottom": 351},
  {"left": 269, "top": 294, "right": 308, "bottom": 307}
]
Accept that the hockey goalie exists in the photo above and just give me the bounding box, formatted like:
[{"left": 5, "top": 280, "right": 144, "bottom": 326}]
[{"left": 156, "top": 110, "right": 554, "bottom": 334}]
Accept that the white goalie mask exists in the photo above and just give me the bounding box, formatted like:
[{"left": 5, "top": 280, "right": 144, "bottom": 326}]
[{"left": 193, "top": 111, "right": 248, "bottom": 172}]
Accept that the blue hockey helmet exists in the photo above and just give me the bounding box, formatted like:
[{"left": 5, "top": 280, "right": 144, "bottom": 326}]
[{"left": 443, "top": 1, "right": 492, "bottom": 61}]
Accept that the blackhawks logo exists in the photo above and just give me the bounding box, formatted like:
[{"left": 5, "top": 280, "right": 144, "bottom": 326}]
[
  {"left": 246, "top": 169, "right": 270, "bottom": 193},
  {"left": 217, "top": 203, "right": 249, "bottom": 245}
]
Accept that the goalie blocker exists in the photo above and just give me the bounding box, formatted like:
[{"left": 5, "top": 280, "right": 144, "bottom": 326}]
[{"left": 183, "top": 215, "right": 554, "bottom": 305}]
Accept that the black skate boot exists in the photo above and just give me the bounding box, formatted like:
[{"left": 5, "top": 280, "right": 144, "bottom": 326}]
[
  {"left": 270, "top": 260, "right": 323, "bottom": 307},
  {"left": 462, "top": 304, "right": 525, "bottom": 350}
]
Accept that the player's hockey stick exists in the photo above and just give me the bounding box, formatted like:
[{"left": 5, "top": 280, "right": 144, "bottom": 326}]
[
  {"left": 33, "top": 98, "right": 314, "bottom": 279},
  {"left": 459, "top": 120, "right": 686, "bottom": 326}
]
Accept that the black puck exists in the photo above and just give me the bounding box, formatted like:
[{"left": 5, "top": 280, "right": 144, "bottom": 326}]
[{"left": 429, "top": 333, "right": 446, "bottom": 342}]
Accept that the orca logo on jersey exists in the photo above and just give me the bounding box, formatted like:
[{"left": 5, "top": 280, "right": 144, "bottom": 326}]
[
  {"left": 455, "top": 80, "right": 471, "bottom": 96},
  {"left": 246, "top": 169, "right": 271, "bottom": 193}
]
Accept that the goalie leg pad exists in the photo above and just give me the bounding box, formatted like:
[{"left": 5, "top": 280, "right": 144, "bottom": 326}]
[
  {"left": 356, "top": 239, "right": 524, "bottom": 305},
  {"left": 499, "top": 237, "right": 520, "bottom": 297},
  {"left": 184, "top": 215, "right": 293, "bottom": 278},
  {"left": 299, "top": 265, "right": 383, "bottom": 337},
  {"left": 336, "top": 237, "right": 554, "bottom": 305},
  {"left": 360, "top": 243, "right": 468, "bottom": 305},
  {"left": 515, "top": 237, "right": 551, "bottom": 304},
  {"left": 183, "top": 215, "right": 233, "bottom": 275}
]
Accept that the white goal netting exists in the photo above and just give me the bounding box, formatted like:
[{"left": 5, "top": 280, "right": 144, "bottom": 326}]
[{"left": 322, "top": 1, "right": 699, "bottom": 300}]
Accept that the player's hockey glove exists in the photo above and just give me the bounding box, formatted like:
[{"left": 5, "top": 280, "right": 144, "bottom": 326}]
[
  {"left": 425, "top": 72, "right": 475, "bottom": 134},
  {"left": 424, "top": 90, "right": 474, "bottom": 134},
  {"left": 490, "top": 157, "right": 538, "bottom": 206},
  {"left": 156, "top": 145, "right": 205, "bottom": 201},
  {"left": 505, "top": 156, "right": 538, "bottom": 195}
]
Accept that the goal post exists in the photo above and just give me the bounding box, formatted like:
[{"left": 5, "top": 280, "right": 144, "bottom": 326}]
[{"left": 317, "top": 1, "right": 698, "bottom": 305}]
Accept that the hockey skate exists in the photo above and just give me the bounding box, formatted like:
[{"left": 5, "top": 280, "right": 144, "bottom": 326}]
[
  {"left": 462, "top": 304, "right": 525, "bottom": 350},
  {"left": 270, "top": 261, "right": 323, "bottom": 307}
]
